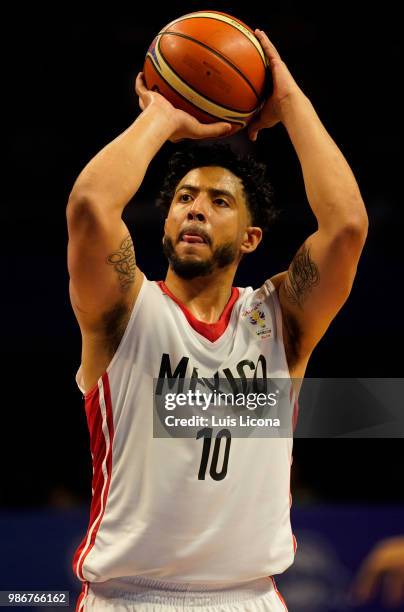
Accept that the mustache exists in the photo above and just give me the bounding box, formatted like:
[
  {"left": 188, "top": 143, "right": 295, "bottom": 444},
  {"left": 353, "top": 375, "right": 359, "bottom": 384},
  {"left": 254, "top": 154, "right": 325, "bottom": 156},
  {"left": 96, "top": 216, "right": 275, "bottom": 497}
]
[{"left": 177, "top": 225, "right": 212, "bottom": 246}]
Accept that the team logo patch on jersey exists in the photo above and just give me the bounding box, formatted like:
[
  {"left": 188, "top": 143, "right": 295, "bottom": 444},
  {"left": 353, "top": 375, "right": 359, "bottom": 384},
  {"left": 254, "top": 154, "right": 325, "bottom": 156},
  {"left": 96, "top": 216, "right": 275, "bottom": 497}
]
[
  {"left": 249, "top": 308, "right": 266, "bottom": 327},
  {"left": 242, "top": 302, "right": 272, "bottom": 339}
]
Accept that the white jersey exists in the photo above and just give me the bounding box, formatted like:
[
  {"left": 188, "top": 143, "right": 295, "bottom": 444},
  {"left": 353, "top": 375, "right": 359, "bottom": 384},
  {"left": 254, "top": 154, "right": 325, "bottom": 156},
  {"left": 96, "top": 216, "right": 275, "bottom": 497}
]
[{"left": 73, "top": 276, "right": 297, "bottom": 585}]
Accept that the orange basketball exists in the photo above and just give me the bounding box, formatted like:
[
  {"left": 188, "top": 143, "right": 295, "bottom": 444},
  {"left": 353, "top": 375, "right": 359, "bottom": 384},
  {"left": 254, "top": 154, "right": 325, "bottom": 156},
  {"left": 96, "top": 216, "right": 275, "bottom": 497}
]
[{"left": 143, "top": 11, "right": 270, "bottom": 134}]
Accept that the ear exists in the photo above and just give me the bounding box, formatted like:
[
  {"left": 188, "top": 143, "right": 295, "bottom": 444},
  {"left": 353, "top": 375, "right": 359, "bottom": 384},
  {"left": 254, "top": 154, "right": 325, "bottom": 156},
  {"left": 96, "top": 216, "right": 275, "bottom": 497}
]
[{"left": 240, "top": 226, "right": 263, "bottom": 254}]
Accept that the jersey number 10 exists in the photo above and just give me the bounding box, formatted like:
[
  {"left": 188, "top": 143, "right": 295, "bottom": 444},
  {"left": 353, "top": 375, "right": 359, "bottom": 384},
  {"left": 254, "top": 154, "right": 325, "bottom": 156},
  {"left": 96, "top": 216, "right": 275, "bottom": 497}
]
[{"left": 197, "top": 428, "right": 231, "bottom": 480}]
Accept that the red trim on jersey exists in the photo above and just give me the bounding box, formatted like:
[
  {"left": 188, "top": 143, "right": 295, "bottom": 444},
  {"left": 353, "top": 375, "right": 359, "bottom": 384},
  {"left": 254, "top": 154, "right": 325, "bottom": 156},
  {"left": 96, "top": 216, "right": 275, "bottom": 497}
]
[
  {"left": 292, "top": 399, "right": 299, "bottom": 432},
  {"left": 72, "top": 373, "right": 114, "bottom": 581},
  {"left": 270, "top": 576, "right": 288, "bottom": 610},
  {"left": 289, "top": 448, "right": 297, "bottom": 555},
  {"left": 288, "top": 385, "right": 299, "bottom": 433},
  {"left": 157, "top": 281, "right": 240, "bottom": 342},
  {"left": 75, "top": 581, "right": 88, "bottom": 612}
]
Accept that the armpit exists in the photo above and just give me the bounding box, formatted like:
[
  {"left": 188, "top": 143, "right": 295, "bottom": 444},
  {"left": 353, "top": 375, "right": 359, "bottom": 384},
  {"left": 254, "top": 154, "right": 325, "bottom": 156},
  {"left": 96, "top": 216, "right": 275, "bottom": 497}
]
[
  {"left": 102, "top": 301, "right": 132, "bottom": 359},
  {"left": 282, "top": 309, "right": 302, "bottom": 372}
]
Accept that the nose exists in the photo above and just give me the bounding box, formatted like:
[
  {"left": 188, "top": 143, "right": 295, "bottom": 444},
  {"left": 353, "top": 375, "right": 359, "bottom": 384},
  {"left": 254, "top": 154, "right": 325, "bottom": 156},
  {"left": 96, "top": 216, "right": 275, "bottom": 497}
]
[
  {"left": 187, "top": 210, "right": 205, "bottom": 222},
  {"left": 187, "top": 198, "right": 206, "bottom": 222}
]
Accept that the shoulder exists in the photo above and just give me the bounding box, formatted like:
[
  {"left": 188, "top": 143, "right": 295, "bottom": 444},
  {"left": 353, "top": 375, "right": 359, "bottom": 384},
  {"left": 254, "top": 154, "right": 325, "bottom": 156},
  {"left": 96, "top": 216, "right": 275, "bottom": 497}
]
[{"left": 268, "top": 271, "right": 287, "bottom": 292}]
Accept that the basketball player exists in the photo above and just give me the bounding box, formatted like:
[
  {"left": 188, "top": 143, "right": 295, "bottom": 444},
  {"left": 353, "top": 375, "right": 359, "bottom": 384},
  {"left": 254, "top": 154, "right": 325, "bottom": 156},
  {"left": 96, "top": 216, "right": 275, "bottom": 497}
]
[{"left": 67, "top": 30, "right": 368, "bottom": 611}]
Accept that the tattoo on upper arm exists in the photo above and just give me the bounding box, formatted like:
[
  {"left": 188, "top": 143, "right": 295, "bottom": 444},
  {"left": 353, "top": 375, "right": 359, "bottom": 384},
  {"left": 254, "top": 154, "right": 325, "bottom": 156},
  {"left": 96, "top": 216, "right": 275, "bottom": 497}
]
[
  {"left": 283, "top": 243, "right": 319, "bottom": 309},
  {"left": 106, "top": 234, "right": 136, "bottom": 292}
]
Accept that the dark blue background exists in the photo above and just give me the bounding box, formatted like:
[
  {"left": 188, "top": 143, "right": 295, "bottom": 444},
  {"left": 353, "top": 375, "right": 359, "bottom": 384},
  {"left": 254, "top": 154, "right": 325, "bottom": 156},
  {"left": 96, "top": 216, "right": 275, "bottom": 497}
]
[{"left": 1, "top": 506, "right": 403, "bottom": 611}]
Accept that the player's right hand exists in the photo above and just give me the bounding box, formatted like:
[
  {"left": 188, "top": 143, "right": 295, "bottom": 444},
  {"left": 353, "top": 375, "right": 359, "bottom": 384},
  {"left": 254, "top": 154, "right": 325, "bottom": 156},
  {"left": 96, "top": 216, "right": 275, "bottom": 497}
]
[{"left": 135, "top": 72, "right": 231, "bottom": 142}]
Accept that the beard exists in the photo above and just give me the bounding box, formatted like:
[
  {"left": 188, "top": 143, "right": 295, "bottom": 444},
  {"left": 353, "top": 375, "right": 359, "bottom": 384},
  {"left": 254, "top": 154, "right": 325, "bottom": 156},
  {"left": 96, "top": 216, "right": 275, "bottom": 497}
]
[{"left": 162, "top": 235, "right": 238, "bottom": 280}]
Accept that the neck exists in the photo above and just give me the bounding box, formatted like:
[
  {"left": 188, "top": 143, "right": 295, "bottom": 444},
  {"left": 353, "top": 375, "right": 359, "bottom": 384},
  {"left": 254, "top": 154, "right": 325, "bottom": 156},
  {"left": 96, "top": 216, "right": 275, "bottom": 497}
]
[{"left": 164, "top": 266, "right": 236, "bottom": 323}]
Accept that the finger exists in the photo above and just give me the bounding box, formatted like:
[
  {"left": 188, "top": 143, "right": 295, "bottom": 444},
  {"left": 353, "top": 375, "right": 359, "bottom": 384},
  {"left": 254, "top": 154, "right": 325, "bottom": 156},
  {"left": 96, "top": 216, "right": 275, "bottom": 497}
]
[
  {"left": 248, "top": 115, "right": 264, "bottom": 141},
  {"left": 248, "top": 127, "right": 260, "bottom": 142},
  {"left": 255, "top": 29, "right": 281, "bottom": 58},
  {"left": 135, "top": 72, "right": 147, "bottom": 96},
  {"left": 195, "top": 121, "right": 232, "bottom": 139},
  {"left": 255, "top": 29, "right": 281, "bottom": 61}
]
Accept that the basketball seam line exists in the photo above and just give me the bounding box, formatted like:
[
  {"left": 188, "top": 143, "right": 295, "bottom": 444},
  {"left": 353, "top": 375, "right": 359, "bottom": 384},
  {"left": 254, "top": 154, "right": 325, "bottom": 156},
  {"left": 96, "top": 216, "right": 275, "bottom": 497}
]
[
  {"left": 154, "top": 35, "right": 257, "bottom": 117},
  {"left": 145, "top": 56, "right": 246, "bottom": 126},
  {"left": 159, "top": 13, "right": 267, "bottom": 73},
  {"left": 159, "top": 31, "right": 262, "bottom": 105}
]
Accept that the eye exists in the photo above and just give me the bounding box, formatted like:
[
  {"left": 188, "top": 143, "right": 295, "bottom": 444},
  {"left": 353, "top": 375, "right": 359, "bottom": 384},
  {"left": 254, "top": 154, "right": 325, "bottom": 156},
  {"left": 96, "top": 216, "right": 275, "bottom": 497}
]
[
  {"left": 178, "top": 193, "right": 192, "bottom": 203},
  {"left": 214, "top": 198, "right": 229, "bottom": 207}
]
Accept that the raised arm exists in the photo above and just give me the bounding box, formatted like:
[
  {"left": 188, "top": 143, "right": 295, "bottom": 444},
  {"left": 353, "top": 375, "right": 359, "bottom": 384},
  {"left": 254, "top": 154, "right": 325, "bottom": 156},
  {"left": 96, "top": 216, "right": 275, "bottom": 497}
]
[
  {"left": 67, "top": 74, "right": 232, "bottom": 335},
  {"left": 250, "top": 31, "right": 368, "bottom": 368}
]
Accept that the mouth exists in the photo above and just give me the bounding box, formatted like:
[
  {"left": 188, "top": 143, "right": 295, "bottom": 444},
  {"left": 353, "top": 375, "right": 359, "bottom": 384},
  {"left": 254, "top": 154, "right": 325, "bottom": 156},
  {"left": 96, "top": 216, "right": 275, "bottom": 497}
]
[{"left": 179, "top": 230, "right": 209, "bottom": 245}]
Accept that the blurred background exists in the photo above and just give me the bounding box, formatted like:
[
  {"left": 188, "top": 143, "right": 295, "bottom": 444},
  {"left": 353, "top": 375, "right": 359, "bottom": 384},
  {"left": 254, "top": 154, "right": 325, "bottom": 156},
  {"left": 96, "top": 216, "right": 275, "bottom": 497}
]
[{"left": 2, "top": 1, "right": 403, "bottom": 610}]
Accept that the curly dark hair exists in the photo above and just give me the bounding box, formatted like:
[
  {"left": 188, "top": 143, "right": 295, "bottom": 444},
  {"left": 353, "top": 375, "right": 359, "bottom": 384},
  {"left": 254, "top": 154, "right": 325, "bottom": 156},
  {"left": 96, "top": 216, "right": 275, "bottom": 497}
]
[{"left": 156, "top": 143, "right": 278, "bottom": 232}]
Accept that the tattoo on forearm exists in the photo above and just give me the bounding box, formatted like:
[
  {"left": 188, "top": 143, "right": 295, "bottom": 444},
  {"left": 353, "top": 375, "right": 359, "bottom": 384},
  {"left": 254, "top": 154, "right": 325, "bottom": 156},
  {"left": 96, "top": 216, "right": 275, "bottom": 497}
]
[
  {"left": 106, "top": 234, "right": 136, "bottom": 292},
  {"left": 283, "top": 244, "right": 319, "bottom": 309}
]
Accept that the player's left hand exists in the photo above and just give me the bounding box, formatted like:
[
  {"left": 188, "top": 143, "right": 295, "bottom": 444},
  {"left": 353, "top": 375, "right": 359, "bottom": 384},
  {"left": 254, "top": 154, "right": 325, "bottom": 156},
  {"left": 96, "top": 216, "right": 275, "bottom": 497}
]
[
  {"left": 351, "top": 536, "right": 404, "bottom": 607},
  {"left": 248, "top": 30, "right": 305, "bottom": 141}
]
